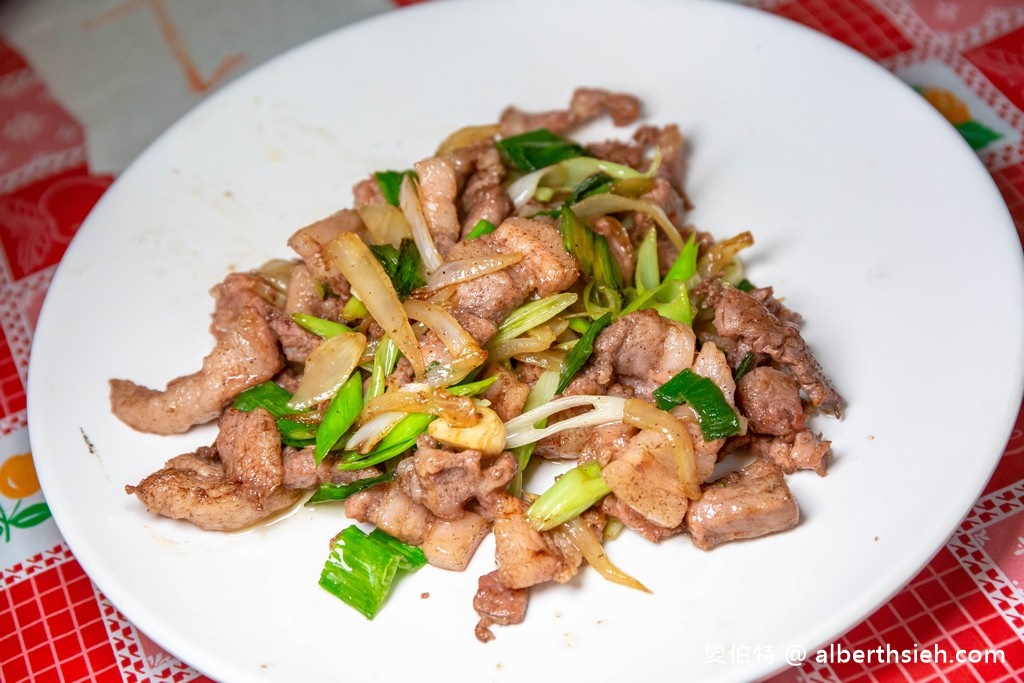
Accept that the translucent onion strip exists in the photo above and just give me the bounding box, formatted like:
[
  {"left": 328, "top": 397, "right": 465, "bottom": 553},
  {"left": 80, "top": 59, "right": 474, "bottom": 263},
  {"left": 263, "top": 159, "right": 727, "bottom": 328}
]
[
  {"left": 286, "top": 331, "right": 367, "bottom": 410},
  {"left": 489, "top": 325, "right": 557, "bottom": 364},
  {"left": 622, "top": 398, "right": 699, "bottom": 500},
  {"left": 324, "top": 232, "right": 425, "bottom": 377},
  {"left": 503, "top": 395, "right": 627, "bottom": 449},
  {"left": 399, "top": 175, "right": 444, "bottom": 273},
  {"left": 356, "top": 204, "right": 413, "bottom": 246},
  {"left": 572, "top": 193, "right": 685, "bottom": 251},
  {"left": 422, "top": 252, "right": 523, "bottom": 292},
  {"left": 345, "top": 411, "right": 406, "bottom": 454},
  {"left": 404, "top": 299, "right": 488, "bottom": 386},
  {"left": 556, "top": 516, "right": 651, "bottom": 593},
  {"left": 359, "top": 382, "right": 479, "bottom": 429}
]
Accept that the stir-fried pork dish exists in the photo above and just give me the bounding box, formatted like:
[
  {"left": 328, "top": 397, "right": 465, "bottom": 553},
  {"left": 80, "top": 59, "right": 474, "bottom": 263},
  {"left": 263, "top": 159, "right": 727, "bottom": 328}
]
[{"left": 111, "top": 88, "right": 843, "bottom": 640}]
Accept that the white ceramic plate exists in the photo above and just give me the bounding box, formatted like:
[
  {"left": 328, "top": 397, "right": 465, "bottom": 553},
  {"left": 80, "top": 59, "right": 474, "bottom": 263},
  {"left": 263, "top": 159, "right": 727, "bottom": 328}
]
[{"left": 28, "top": 1, "right": 1024, "bottom": 681}]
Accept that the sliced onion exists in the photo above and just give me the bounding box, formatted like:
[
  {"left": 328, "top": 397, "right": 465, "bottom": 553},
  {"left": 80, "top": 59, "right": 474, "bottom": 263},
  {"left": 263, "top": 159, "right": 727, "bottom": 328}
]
[
  {"left": 323, "top": 232, "right": 425, "bottom": 377},
  {"left": 489, "top": 325, "right": 557, "bottom": 364},
  {"left": 422, "top": 252, "right": 522, "bottom": 292},
  {"left": 697, "top": 230, "right": 754, "bottom": 283},
  {"left": 622, "top": 398, "right": 699, "bottom": 499},
  {"left": 345, "top": 411, "right": 406, "bottom": 454},
  {"left": 399, "top": 175, "right": 444, "bottom": 273},
  {"left": 356, "top": 204, "right": 413, "bottom": 246},
  {"left": 286, "top": 331, "right": 366, "bottom": 410},
  {"left": 556, "top": 516, "right": 650, "bottom": 593},
  {"left": 513, "top": 350, "right": 566, "bottom": 371},
  {"left": 360, "top": 382, "right": 479, "bottom": 428},
  {"left": 435, "top": 123, "right": 500, "bottom": 155},
  {"left": 403, "top": 299, "right": 488, "bottom": 386},
  {"left": 572, "top": 193, "right": 685, "bottom": 251}
]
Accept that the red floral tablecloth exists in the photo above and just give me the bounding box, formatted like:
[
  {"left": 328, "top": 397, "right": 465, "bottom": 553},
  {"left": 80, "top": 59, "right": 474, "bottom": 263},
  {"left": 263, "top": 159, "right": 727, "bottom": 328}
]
[{"left": 1, "top": 1, "right": 1022, "bottom": 681}]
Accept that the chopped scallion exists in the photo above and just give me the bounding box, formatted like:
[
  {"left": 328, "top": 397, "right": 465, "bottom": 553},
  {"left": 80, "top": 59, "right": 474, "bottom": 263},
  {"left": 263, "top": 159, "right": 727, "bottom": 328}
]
[
  {"left": 527, "top": 461, "right": 611, "bottom": 531},
  {"left": 465, "top": 218, "right": 496, "bottom": 240},
  {"left": 496, "top": 128, "right": 587, "bottom": 172},
  {"left": 318, "top": 525, "right": 425, "bottom": 619},
  {"left": 306, "top": 471, "right": 395, "bottom": 505},
  {"left": 315, "top": 371, "right": 364, "bottom": 465},
  {"left": 556, "top": 313, "right": 612, "bottom": 394},
  {"left": 653, "top": 369, "right": 742, "bottom": 441}
]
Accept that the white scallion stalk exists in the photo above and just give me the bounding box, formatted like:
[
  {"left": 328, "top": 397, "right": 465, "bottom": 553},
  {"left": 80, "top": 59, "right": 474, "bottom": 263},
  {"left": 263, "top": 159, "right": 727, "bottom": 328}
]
[
  {"left": 323, "top": 232, "right": 425, "bottom": 377},
  {"left": 286, "top": 331, "right": 367, "bottom": 410},
  {"left": 399, "top": 175, "right": 444, "bottom": 273},
  {"left": 503, "top": 395, "right": 627, "bottom": 449}
]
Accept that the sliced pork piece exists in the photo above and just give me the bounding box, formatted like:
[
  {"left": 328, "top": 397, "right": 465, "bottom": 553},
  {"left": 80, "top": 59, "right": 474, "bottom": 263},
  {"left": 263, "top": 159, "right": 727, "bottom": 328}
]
[
  {"left": 492, "top": 493, "right": 582, "bottom": 589},
  {"left": 287, "top": 209, "right": 363, "bottom": 300},
  {"left": 602, "top": 429, "right": 690, "bottom": 529},
  {"left": 462, "top": 185, "right": 512, "bottom": 237},
  {"left": 395, "top": 438, "right": 516, "bottom": 520},
  {"left": 499, "top": 87, "right": 641, "bottom": 136},
  {"left": 588, "top": 309, "right": 696, "bottom": 402},
  {"left": 447, "top": 217, "right": 579, "bottom": 323},
  {"left": 748, "top": 430, "right": 831, "bottom": 476},
  {"left": 414, "top": 156, "right": 461, "bottom": 256},
  {"left": 110, "top": 306, "right": 284, "bottom": 435},
  {"left": 216, "top": 407, "right": 283, "bottom": 509},
  {"left": 481, "top": 366, "right": 530, "bottom": 422},
  {"left": 281, "top": 446, "right": 381, "bottom": 490},
  {"left": 685, "top": 459, "right": 799, "bottom": 550},
  {"left": 709, "top": 281, "right": 844, "bottom": 417},
  {"left": 344, "top": 482, "right": 432, "bottom": 546},
  {"left": 125, "top": 446, "right": 301, "bottom": 531},
  {"left": 601, "top": 494, "right": 682, "bottom": 543},
  {"left": 209, "top": 272, "right": 279, "bottom": 341},
  {"left": 736, "top": 366, "right": 806, "bottom": 436},
  {"left": 422, "top": 512, "right": 490, "bottom": 571},
  {"left": 473, "top": 570, "right": 529, "bottom": 643}
]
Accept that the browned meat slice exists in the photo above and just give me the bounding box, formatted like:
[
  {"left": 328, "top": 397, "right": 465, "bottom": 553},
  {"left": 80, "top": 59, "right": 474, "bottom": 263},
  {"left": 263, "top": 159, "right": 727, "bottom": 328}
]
[
  {"left": 414, "top": 156, "right": 461, "bottom": 256},
  {"left": 421, "top": 512, "right": 490, "bottom": 571},
  {"left": 209, "top": 272, "right": 279, "bottom": 341},
  {"left": 395, "top": 438, "right": 516, "bottom": 520},
  {"left": 352, "top": 175, "right": 385, "bottom": 208},
  {"left": 462, "top": 185, "right": 512, "bottom": 237},
  {"left": 473, "top": 569, "right": 529, "bottom": 643},
  {"left": 216, "top": 407, "right": 283, "bottom": 508},
  {"left": 586, "top": 309, "right": 696, "bottom": 402},
  {"left": 492, "top": 493, "right": 582, "bottom": 589},
  {"left": 125, "top": 446, "right": 301, "bottom": 531},
  {"left": 447, "top": 217, "right": 579, "bottom": 323},
  {"left": 685, "top": 459, "right": 799, "bottom": 550},
  {"left": 748, "top": 430, "right": 831, "bottom": 476},
  {"left": 584, "top": 421, "right": 638, "bottom": 467},
  {"left": 600, "top": 494, "right": 682, "bottom": 543},
  {"left": 481, "top": 366, "right": 529, "bottom": 421},
  {"left": 602, "top": 429, "right": 689, "bottom": 529},
  {"left": 709, "top": 282, "right": 844, "bottom": 417},
  {"left": 110, "top": 306, "right": 284, "bottom": 434},
  {"left": 344, "top": 482, "right": 432, "bottom": 546},
  {"left": 499, "top": 87, "right": 641, "bottom": 136},
  {"left": 281, "top": 446, "right": 381, "bottom": 490},
  {"left": 287, "top": 209, "right": 363, "bottom": 300},
  {"left": 736, "top": 366, "right": 806, "bottom": 436}
]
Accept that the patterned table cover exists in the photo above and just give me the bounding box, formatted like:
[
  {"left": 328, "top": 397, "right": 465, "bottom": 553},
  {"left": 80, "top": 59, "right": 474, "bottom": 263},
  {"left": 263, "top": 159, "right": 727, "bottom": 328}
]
[{"left": 1, "top": 1, "right": 1022, "bottom": 681}]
